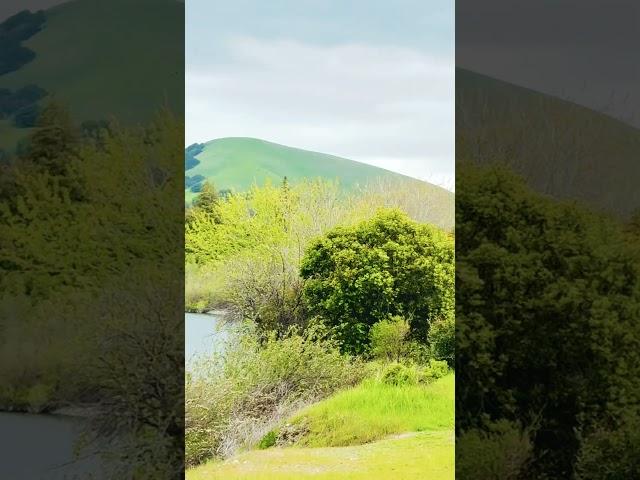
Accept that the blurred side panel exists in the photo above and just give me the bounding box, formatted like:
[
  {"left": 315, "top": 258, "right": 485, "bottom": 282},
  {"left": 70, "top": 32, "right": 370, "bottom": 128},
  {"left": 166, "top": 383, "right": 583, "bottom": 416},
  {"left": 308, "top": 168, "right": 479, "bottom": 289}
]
[
  {"left": 456, "top": 1, "right": 640, "bottom": 478},
  {"left": 0, "top": 1, "right": 185, "bottom": 478}
]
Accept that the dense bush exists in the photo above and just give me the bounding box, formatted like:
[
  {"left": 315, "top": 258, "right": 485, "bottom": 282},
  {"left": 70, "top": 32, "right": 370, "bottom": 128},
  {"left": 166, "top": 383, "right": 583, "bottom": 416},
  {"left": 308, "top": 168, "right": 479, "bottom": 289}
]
[
  {"left": 456, "top": 420, "right": 533, "bottom": 480},
  {"left": 428, "top": 315, "right": 454, "bottom": 367},
  {"left": 380, "top": 359, "right": 449, "bottom": 387},
  {"left": 301, "top": 209, "right": 454, "bottom": 353},
  {"left": 185, "top": 324, "right": 364, "bottom": 466},
  {"left": 574, "top": 414, "right": 640, "bottom": 480},
  {"left": 369, "top": 315, "right": 410, "bottom": 361}
]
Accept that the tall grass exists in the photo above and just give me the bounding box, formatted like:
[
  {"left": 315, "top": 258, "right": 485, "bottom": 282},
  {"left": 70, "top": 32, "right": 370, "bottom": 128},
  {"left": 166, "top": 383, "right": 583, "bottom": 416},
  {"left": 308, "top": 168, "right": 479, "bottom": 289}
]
[
  {"left": 289, "top": 373, "right": 454, "bottom": 447},
  {"left": 185, "top": 324, "right": 364, "bottom": 466}
]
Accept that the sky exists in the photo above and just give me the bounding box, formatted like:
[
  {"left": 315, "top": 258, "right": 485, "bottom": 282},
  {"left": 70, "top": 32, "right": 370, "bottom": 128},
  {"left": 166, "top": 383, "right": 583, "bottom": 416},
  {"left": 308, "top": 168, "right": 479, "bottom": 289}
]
[{"left": 186, "top": 0, "right": 455, "bottom": 190}]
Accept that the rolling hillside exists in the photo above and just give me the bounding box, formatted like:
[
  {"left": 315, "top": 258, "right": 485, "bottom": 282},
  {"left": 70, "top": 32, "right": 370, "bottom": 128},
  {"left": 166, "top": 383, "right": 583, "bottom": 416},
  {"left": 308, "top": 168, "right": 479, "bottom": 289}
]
[
  {"left": 0, "top": 0, "right": 183, "bottom": 149},
  {"left": 185, "top": 136, "right": 453, "bottom": 200},
  {"left": 457, "top": 68, "right": 640, "bottom": 218}
]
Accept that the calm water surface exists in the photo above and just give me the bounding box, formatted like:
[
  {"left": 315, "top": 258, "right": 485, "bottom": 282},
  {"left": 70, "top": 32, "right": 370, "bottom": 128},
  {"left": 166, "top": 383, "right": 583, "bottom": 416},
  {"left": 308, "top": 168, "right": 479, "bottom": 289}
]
[
  {"left": 0, "top": 313, "right": 221, "bottom": 477},
  {"left": 0, "top": 412, "right": 103, "bottom": 479},
  {"left": 185, "top": 312, "right": 229, "bottom": 364}
]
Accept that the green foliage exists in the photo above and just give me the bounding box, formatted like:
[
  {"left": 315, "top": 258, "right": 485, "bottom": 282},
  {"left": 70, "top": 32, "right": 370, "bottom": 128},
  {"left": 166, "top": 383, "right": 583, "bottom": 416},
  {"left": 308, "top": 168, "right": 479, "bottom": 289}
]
[
  {"left": 258, "top": 430, "right": 278, "bottom": 450},
  {"left": 456, "top": 165, "right": 640, "bottom": 475},
  {"left": 378, "top": 359, "right": 449, "bottom": 387},
  {"left": 369, "top": 315, "right": 410, "bottom": 361},
  {"left": 192, "top": 180, "right": 219, "bottom": 212},
  {"left": 428, "top": 315, "right": 455, "bottom": 367},
  {"left": 381, "top": 362, "right": 419, "bottom": 386},
  {"left": 301, "top": 209, "right": 454, "bottom": 354},
  {"left": 574, "top": 414, "right": 640, "bottom": 480},
  {"left": 456, "top": 420, "right": 533, "bottom": 480},
  {"left": 185, "top": 324, "right": 364, "bottom": 466}
]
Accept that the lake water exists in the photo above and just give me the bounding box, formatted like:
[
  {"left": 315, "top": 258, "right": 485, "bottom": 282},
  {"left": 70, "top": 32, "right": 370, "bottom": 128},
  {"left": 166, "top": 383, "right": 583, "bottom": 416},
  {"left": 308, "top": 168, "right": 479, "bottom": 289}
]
[
  {"left": 0, "top": 313, "right": 223, "bottom": 477},
  {"left": 0, "top": 412, "right": 103, "bottom": 479},
  {"left": 185, "top": 311, "right": 228, "bottom": 364}
]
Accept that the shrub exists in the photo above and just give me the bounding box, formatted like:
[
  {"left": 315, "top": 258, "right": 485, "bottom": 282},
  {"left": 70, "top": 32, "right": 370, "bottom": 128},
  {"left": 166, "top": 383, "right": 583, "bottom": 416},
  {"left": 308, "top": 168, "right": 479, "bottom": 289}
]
[
  {"left": 428, "top": 315, "right": 454, "bottom": 367},
  {"left": 421, "top": 359, "right": 450, "bottom": 382},
  {"left": 574, "top": 414, "right": 640, "bottom": 480},
  {"left": 258, "top": 430, "right": 277, "bottom": 449},
  {"left": 185, "top": 324, "right": 364, "bottom": 466},
  {"left": 369, "top": 315, "right": 410, "bottom": 362},
  {"left": 456, "top": 420, "right": 533, "bottom": 480},
  {"left": 381, "top": 362, "right": 419, "bottom": 386}
]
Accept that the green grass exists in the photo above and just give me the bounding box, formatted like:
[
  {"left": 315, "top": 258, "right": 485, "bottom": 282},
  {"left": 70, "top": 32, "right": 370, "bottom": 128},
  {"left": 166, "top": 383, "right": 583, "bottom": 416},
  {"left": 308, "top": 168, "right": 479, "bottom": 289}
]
[
  {"left": 185, "top": 137, "right": 452, "bottom": 201},
  {"left": 292, "top": 373, "right": 454, "bottom": 447},
  {"left": 0, "top": 0, "right": 183, "bottom": 149},
  {"left": 186, "top": 430, "right": 453, "bottom": 480},
  {"left": 186, "top": 373, "right": 454, "bottom": 479}
]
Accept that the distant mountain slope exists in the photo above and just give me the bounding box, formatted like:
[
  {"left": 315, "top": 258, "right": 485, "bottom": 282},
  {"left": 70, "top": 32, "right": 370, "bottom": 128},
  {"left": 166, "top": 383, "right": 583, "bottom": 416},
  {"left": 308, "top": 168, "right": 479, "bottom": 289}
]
[
  {"left": 457, "top": 68, "right": 640, "bottom": 217},
  {"left": 185, "top": 137, "right": 454, "bottom": 228},
  {"left": 186, "top": 136, "right": 422, "bottom": 193},
  {"left": 0, "top": 0, "right": 183, "bottom": 149}
]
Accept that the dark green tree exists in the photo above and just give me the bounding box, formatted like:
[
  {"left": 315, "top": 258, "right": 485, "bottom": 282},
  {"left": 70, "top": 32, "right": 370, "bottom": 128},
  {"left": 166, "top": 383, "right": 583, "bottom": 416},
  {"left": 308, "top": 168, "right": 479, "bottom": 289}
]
[
  {"left": 193, "top": 180, "right": 218, "bottom": 212},
  {"left": 300, "top": 209, "right": 454, "bottom": 354}
]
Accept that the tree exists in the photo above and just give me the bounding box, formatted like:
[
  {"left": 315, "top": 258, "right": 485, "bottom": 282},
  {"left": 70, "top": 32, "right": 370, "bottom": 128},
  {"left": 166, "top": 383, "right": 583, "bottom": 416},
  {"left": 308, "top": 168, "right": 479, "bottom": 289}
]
[
  {"left": 300, "top": 209, "right": 454, "bottom": 354},
  {"left": 22, "top": 100, "right": 78, "bottom": 176},
  {"left": 193, "top": 180, "right": 219, "bottom": 212}
]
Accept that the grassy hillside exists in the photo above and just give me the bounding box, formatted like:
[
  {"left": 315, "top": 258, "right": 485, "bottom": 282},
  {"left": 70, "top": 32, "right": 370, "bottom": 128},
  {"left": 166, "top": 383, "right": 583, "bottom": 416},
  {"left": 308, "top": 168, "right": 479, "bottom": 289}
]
[
  {"left": 185, "top": 137, "right": 453, "bottom": 202},
  {"left": 457, "top": 68, "right": 640, "bottom": 217},
  {"left": 0, "top": 0, "right": 183, "bottom": 148},
  {"left": 187, "top": 374, "right": 454, "bottom": 480}
]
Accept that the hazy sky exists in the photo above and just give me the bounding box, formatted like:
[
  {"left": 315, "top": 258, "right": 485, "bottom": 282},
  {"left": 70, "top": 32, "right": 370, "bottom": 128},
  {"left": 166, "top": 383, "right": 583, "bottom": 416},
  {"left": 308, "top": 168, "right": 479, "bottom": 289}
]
[{"left": 186, "top": 0, "right": 454, "bottom": 189}]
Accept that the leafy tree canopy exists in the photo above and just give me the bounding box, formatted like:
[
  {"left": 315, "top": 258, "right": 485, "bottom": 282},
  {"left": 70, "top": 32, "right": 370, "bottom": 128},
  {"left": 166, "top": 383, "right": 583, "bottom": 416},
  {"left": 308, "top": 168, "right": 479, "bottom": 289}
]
[{"left": 300, "top": 209, "right": 454, "bottom": 354}]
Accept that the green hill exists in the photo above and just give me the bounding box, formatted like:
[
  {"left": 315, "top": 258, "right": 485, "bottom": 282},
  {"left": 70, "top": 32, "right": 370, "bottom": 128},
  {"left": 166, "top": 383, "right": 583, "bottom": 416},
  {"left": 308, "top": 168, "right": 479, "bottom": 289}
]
[
  {"left": 0, "top": 0, "right": 183, "bottom": 149},
  {"left": 457, "top": 68, "right": 640, "bottom": 217},
  {"left": 185, "top": 136, "right": 452, "bottom": 201}
]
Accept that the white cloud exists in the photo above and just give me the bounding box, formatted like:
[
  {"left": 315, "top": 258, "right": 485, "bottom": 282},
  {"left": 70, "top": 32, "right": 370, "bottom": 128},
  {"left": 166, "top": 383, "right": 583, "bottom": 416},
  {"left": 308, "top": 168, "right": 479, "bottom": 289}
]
[{"left": 186, "top": 36, "right": 454, "bottom": 189}]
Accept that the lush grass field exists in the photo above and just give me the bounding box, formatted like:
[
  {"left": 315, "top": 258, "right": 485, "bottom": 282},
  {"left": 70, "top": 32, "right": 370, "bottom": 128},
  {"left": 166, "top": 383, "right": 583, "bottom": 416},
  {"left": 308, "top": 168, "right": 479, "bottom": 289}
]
[
  {"left": 292, "top": 374, "right": 454, "bottom": 447},
  {"left": 184, "top": 137, "right": 453, "bottom": 201},
  {"left": 186, "top": 430, "right": 453, "bottom": 480},
  {"left": 187, "top": 374, "right": 454, "bottom": 479}
]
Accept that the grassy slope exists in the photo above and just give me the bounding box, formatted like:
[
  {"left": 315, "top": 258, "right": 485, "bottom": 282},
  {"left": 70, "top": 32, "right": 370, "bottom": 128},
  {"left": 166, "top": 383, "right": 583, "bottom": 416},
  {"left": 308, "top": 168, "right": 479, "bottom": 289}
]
[
  {"left": 185, "top": 136, "right": 454, "bottom": 200},
  {"left": 457, "top": 68, "right": 640, "bottom": 217},
  {"left": 295, "top": 374, "right": 454, "bottom": 447},
  {"left": 0, "top": 0, "right": 183, "bottom": 134},
  {"left": 188, "top": 374, "right": 454, "bottom": 479}
]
